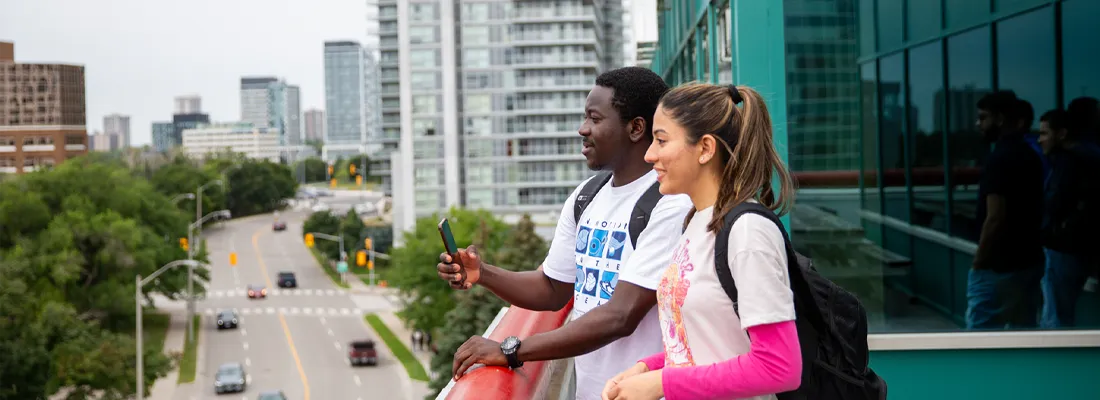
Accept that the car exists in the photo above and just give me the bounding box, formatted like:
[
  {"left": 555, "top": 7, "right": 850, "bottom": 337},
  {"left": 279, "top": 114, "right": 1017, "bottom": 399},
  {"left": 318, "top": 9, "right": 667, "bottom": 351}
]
[
  {"left": 277, "top": 272, "right": 297, "bottom": 288},
  {"left": 216, "top": 309, "right": 239, "bottom": 330},
  {"left": 213, "top": 362, "right": 247, "bottom": 394},
  {"left": 272, "top": 221, "right": 287, "bottom": 231},
  {"left": 257, "top": 391, "right": 288, "bottom": 400},
  {"left": 347, "top": 340, "right": 378, "bottom": 366},
  {"left": 246, "top": 284, "right": 267, "bottom": 299}
]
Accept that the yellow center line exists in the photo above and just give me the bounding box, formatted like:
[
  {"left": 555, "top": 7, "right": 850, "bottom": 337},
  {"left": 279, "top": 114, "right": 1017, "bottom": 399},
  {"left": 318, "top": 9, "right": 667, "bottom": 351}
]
[{"left": 252, "top": 228, "right": 311, "bottom": 400}]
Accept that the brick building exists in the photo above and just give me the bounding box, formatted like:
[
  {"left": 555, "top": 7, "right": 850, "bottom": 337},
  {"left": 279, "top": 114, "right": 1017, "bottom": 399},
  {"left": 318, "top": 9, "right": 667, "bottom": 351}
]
[{"left": 0, "top": 41, "right": 89, "bottom": 174}]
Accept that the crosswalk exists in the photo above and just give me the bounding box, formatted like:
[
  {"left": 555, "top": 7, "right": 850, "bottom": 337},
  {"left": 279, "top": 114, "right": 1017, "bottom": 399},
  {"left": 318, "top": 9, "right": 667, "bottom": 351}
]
[
  {"left": 204, "top": 288, "right": 344, "bottom": 298},
  {"left": 203, "top": 306, "right": 365, "bottom": 317}
]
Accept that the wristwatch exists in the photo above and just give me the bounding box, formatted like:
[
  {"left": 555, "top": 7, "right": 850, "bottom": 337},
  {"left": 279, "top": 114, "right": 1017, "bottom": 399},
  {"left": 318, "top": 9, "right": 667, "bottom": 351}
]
[{"left": 500, "top": 336, "right": 523, "bottom": 369}]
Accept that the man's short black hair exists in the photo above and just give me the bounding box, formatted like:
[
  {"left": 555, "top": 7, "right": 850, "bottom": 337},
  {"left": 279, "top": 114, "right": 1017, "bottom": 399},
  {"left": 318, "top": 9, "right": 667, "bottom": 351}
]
[
  {"left": 977, "top": 90, "right": 1019, "bottom": 118},
  {"left": 1040, "top": 109, "right": 1068, "bottom": 132},
  {"left": 594, "top": 66, "right": 670, "bottom": 137},
  {"left": 1067, "top": 96, "right": 1099, "bottom": 134}
]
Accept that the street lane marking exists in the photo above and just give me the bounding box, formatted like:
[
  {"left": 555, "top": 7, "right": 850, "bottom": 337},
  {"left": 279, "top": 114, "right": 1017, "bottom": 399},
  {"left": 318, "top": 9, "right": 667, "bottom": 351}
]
[
  {"left": 245, "top": 358, "right": 251, "bottom": 366},
  {"left": 316, "top": 307, "right": 325, "bottom": 315},
  {"left": 326, "top": 289, "right": 335, "bottom": 296},
  {"left": 327, "top": 329, "right": 334, "bottom": 336},
  {"left": 333, "top": 342, "right": 341, "bottom": 350},
  {"left": 353, "top": 376, "right": 361, "bottom": 386},
  {"left": 320, "top": 317, "right": 326, "bottom": 325},
  {"left": 243, "top": 342, "right": 249, "bottom": 350},
  {"left": 266, "top": 307, "right": 275, "bottom": 314},
  {"left": 253, "top": 228, "right": 310, "bottom": 400},
  {"left": 304, "top": 308, "right": 312, "bottom": 315},
  {"left": 241, "top": 328, "right": 247, "bottom": 336}
]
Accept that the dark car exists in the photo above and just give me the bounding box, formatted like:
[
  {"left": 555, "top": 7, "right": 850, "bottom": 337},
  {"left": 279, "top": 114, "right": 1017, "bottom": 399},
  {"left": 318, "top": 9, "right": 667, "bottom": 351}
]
[
  {"left": 277, "top": 272, "right": 297, "bottom": 288},
  {"left": 213, "top": 362, "right": 247, "bottom": 394},
  {"left": 216, "top": 309, "right": 239, "bottom": 330},
  {"left": 246, "top": 284, "right": 267, "bottom": 299},
  {"left": 348, "top": 340, "right": 378, "bottom": 366},
  {"left": 257, "top": 391, "right": 288, "bottom": 400},
  {"left": 272, "top": 221, "right": 287, "bottom": 231}
]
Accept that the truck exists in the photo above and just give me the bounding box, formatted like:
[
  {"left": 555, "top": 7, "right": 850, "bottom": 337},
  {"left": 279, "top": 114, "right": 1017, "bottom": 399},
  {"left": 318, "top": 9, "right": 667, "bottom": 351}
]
[{"left": 347, "top": 340, "right": 378, "bottom": 366}]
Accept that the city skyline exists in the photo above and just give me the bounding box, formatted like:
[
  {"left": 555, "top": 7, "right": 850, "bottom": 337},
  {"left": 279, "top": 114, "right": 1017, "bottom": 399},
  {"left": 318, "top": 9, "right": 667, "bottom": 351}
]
[{"left": 0, "top": 0, "right": 657, "bottom": 147}]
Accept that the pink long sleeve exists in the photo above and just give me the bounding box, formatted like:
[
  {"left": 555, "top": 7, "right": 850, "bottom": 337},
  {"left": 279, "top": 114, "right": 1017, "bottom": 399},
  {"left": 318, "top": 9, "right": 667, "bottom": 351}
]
[
  {"left": 661, "top": 321, "right": 802, "bottom": 400},
  {"left": 639, "top": 352, "right": 666, "bottom": 372}
]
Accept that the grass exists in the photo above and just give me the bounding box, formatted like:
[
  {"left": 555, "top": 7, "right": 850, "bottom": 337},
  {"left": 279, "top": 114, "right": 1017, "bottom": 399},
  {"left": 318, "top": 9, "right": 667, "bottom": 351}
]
[
  {"left": 364, "top": 313, "right": 430, "bottom": 382},
  {"left": 177, "top": 315, "right": 201, "bottom": 384},
  {"left": 308, "top": 248, "right": 351, "bottom": 289},
  {"left": 141, "top": 313, "right": 171, "bottom": 355}
]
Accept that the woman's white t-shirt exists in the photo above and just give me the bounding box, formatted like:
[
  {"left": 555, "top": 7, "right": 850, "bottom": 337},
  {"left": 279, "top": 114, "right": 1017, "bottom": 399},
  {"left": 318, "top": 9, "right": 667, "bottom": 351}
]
[{"left": 656, "top": 206, "right": 796, "bottom": 400}]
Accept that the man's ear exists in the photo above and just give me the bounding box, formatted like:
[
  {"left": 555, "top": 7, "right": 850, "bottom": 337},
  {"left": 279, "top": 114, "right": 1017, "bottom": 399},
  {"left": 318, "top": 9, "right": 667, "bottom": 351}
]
[{"left": 628, "top": 117, "right": 647, "bottom": 143}]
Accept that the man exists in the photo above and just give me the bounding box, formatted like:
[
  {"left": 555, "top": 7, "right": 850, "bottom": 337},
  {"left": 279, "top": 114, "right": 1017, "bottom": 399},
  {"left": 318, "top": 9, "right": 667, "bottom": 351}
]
[
  {"left": 435, "top": 67, "right": 692, "bottom": 400},
  {"left": 1037, "top": 108, "right": 1100, "bottom": 328},
  {"left": 967, "top": 90, "right": 1045, "bottom": 330}
]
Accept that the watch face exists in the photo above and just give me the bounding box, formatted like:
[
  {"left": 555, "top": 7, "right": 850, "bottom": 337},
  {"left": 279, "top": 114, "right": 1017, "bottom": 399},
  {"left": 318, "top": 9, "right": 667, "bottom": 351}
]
[{"left": 502, "top": 336, "right": 519, "bottom": 352}]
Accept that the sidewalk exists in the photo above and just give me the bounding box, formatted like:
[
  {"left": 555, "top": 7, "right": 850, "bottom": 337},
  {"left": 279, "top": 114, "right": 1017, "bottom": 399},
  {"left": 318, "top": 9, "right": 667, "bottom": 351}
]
[{"left": 149, "top": 312, "right": 187, "bottom": 400}]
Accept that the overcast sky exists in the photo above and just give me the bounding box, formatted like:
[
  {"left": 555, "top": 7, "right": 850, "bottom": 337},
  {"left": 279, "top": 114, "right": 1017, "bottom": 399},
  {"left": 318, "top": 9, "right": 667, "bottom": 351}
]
[{"left": 0, "top": 0, "right": 656, "bottom": 146}]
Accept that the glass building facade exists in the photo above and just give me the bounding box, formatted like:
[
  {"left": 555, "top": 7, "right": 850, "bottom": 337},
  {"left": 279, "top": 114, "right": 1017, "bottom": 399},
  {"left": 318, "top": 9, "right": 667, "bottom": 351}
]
[{"left": 652, "top": 0, "right": 1100, "bottom": 335}]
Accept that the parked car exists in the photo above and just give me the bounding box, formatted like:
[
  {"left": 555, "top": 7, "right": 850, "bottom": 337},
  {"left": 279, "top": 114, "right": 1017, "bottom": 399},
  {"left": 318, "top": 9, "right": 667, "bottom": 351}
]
[
  {"left": 246, "top": 284, "right": 267, "bottom": 299},
  {"left": 273, "top": 221, "right": 287, "bottom": 231},
  {"left": 277, "top": 271, "right": 297, "bottom": 288},
  {"left": 213, "top": 362, "right": 247, "bottom": 394},
  {"left": 216, "top": 309, "right": 239, "bottom": 330},
  {"left": 347, "top": 340, "right": 378, "bottom": 366}
]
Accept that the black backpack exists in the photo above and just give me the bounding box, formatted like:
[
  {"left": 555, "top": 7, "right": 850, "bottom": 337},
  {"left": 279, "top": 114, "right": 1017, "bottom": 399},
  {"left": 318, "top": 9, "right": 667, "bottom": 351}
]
[
  {"left": 714, "top": 202, "right": 887, "bottom": 400},
  {"left": 573, "top": 171, "right": 663, "bottom": 246}
]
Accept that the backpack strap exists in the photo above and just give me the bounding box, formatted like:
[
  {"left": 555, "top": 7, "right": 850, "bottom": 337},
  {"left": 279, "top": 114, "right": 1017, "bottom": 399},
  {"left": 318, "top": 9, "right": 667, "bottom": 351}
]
[
  {"left": 713, "top": 203, "right": 827, "bottom": 333},
  {"left": 573, "top": 171, "right": 613, "bottom": 226},
  {"left": 627, "top": 182, "right": 663, "bottom": 247}
]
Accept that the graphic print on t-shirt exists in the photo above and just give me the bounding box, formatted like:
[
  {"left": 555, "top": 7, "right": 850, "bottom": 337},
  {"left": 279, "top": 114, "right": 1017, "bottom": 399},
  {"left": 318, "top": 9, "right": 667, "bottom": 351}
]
[
  {"left": 574, "top": 218, "right": 630, "bottom": 310},
  {"left": 657, "top": 239, "right": 695, "bottom": 367}
]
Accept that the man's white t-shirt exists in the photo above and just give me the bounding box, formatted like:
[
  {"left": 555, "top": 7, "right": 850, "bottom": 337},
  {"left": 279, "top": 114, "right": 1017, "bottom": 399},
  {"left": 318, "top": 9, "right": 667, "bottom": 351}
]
[
  {"left": 541, "top": 170, "right": 693, "bottom": 400},
  {"left": 657, "top": 206, "right": 796, "bottom": 400}
]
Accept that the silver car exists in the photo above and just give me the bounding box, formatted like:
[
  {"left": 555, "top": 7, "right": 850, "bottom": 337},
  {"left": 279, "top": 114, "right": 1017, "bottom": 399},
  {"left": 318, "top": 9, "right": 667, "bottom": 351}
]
[{"left": 213, "top": 362, "right": 247, "bottom": 394}]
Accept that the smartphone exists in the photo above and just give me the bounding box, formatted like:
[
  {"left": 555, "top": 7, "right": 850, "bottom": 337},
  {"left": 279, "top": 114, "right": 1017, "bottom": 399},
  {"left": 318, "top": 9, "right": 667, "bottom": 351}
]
[{"left": 438, "top": 218, "right": 458, "bottom": 257}]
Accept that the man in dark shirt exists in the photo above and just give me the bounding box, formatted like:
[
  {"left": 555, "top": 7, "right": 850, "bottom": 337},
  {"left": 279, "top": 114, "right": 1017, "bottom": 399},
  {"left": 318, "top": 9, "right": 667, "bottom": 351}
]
[{"left": 967, "top": 90, "right": 1046, "bottom": 330}]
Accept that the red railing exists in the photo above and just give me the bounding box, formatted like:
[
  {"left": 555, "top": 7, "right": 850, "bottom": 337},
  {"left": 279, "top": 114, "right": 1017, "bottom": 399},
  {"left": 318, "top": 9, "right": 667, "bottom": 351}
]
[
  {"left": 792, "top": 167, "right": 981, "bottom": 188},
  {"left": 443, "top": 299, "right": 574, "bottom": 400}
]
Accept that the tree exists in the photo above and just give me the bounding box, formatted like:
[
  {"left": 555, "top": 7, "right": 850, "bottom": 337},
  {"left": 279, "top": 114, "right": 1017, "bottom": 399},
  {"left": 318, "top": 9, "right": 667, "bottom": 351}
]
[
  {"left": 426, "top": 214, "right": 547, "bottom": 396},
  {"left": 344, "top": 154, "right": 371, "bottom": 183},
  {"left": 149, "top": 156, "right": 226, "bottom": 219},
  {"left": 296, "top": 157, "right": 328, "bottom": 183},
  {"left": 302, "top": 211, "right": 342, "bottom": 260},
  {"left": 223, "top": 160, "right": 297, "bottom": 217},
  {"left": 0, "top": 156, "right": 198, "bottom": 399},
  {"left": 387, "top": 208, "right": 511, "bottom": 333}
]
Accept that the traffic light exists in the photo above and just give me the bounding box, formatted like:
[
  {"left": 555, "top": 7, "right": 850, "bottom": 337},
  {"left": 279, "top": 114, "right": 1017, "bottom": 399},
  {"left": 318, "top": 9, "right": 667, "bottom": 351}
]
[
  {"left": 330, "top": 178, "right": 337, "bottom": 188},
  {"left": 327, "top": 164, "right": 334, "bottom": 175},
  {"left": 356, "top": 250, "right": 367, "bottom": 266},
  {"left": 229, "top": 252, "right": 238, "bottom": 266},
  {"left": 368, "top": 259, "right": 375, "bottom": 271},
  {"left": 179, "top": 238, "right": 188, "bottom": 251},
  {"left": 356, "top": 175, "right": 363, "bottom": 185},
  {"left": 304, "top": 233, "right": 315, "bottom": 248},
  {"left": 364, "top": 238, "right": 372, "bottom": 250},
  {"left": 349, "top": 163, "right": 356, "bottom": 175}
]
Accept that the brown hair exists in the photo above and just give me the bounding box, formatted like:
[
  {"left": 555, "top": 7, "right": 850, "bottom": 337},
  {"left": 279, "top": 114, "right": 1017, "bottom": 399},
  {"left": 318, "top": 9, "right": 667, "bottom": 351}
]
[{"left": 659, "top": 82, "right": 795, "bottom": 233}]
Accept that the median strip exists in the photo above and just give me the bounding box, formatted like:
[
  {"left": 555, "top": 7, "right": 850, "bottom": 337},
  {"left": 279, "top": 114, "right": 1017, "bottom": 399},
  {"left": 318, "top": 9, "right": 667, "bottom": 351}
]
[
  {"left": 308, "top": 248, "right": 351, "bottom": 289},
  {"left": 364, "top": 313, "right": 429, "bottom": 382},
  {"left": 177, "top": 315, "right": 200, "bottom": 383}
]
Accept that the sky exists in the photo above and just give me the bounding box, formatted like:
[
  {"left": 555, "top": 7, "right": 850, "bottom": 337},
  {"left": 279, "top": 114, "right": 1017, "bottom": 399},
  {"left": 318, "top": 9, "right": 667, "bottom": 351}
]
[{"left": 0, "top": 0, "right": 657, "bottom": 146}]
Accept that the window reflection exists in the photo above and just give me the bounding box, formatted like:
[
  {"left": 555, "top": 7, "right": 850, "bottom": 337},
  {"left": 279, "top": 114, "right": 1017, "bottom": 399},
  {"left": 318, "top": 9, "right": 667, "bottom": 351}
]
[
  {"left": 879, "top": 54, "right": 908, "bottom": 222},
  {"left": 907, "top": 41, "right": 947, "bottom": 233},
  {"left": 946, "top": 26, "right": 992, "bottom": 242}
]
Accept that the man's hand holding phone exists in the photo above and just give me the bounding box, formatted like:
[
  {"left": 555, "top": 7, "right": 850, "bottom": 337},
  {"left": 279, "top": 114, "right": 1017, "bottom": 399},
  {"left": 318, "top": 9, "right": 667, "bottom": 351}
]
[{"left": 437, "top": 246, "right": 482, "bottom": 290}]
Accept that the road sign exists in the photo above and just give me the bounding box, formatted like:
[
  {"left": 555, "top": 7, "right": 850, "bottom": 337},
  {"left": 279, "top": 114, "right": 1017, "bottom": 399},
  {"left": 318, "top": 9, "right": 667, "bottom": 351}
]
[
  {"left": 229, "top": 252, "right": 237, "bottom": 266},
  {"left": 336, "top": 261, "right": 348, "bottom": 273}
]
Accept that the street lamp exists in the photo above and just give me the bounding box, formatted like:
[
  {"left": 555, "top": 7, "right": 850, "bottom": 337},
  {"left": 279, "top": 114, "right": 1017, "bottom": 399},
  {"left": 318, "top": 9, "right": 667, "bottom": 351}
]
[
  {"left": 196, "top": 180, "right": 224, "bottom": 235},
  {"left": 171, "top": 193, "right": 196, "bottom": 205},
  {"left": 184, "top": 209, "right": 231, "bottom": 343},
  {"left": 305, "top": 231, "right": 347, "bottom": 285},
  {"left": 136, "top": 259, "right": 201, "bottom": 400}
]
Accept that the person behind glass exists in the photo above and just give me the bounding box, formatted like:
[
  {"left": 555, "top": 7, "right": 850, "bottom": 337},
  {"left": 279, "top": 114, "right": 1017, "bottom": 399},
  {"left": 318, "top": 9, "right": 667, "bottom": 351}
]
[
  {"left": 602, "top": 83, "right": 801, "bottom": 400},
  {"left": 1015, "top": 99, "right": 1050, "bottom": 179},
  {"left": 1037, "top": 107, "right": 1100, "bottom": 328},
  {"left": 436, "top": 67, "right": 694, "bottom": 400},
  {"left": 966, "top": 90, "right": 1045, "bottom": 330}
]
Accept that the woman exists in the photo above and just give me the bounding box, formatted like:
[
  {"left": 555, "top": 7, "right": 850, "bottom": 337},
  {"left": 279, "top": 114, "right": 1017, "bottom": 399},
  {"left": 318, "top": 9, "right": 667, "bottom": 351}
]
[{"left": 601, "top": 83, "right": 801, "bottom": 400}]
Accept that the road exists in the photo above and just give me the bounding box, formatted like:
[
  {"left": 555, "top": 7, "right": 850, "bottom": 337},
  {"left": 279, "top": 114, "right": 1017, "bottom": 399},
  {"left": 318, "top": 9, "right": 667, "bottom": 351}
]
[{"left": 171, "top": 207, "right": 409, "bottom": 400}]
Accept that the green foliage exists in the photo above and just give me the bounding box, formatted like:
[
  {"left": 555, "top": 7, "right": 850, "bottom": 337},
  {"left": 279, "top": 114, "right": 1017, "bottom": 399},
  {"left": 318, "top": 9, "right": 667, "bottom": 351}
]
[
  {"left": 295, "top": 157, "right": 328, "bottom": 183},
  {"left": 149, "top": 156, "right": 226, "bottom": 222},
  {"left": 0, "top": 156, "right": 202, "bottom": 399},
  {"left": 365, "top": 314, "right": 429, "bottom": 382},
  {"left": 426, "top": 214, "right": 547, "bottom": 396},
  {"left": 177, "top": 315, "right": 201, "bottom": 383},
  {"left": 223, "top": 160, "right": 297, "bottom": 217},
  {"left": 388, "top": 208, "right": 513, "bottom": 334}
]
